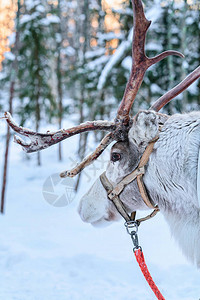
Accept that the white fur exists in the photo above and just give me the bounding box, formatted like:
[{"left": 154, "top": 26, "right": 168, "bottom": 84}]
[
  {"left": 129, "top": 111, "right": 159, "bottom": 146},
  {"left": 78, "top": 178, "right": 121, "bottom": 226},
  {"left": 79, "top": 110, "right": 200, "bottom": 267},
  {"left": 197, "top": 149, "right": 200, "bottom": 207},
  {"left": 78, "top": 178, "right": 109, "bottom": 223}
]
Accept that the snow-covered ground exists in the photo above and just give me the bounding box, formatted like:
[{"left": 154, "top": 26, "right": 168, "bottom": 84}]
[{"left": 0, "top": 117, "right": 200, "bottom": 300}]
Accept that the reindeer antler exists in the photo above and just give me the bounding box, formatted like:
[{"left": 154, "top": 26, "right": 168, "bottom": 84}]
[
  {"left": 115, "top": 0, "right": 184, "bottom": 125},
  {"left": 5, "top": 0, "right": 200, "bottom": 179},
  {"left": 150, "top": 66, "right": 200, "bottom": 112},
  {"left": 5, "top": 112, "right": 115, "bottom": 153},
  {"left": 60, "top": 133, "right": 113, "bottom": 178}
]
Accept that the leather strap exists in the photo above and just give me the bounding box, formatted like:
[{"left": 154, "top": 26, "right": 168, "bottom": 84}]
[
  {"left": 138, "top": 138, "right": 158, "bottom": 169},
  {"left": 100, "top": 138, "right": 159, "bottom": 222},
  {"left": 100, "top": 172, "right": 131, "bottom": 221},
  {"left": 136, "top": 138, "right": 159, "bottom": 209},
  {"left": 137, "top": 175, "right": 155, "bottom": 209},
  {"left": 136, "top": 206, "right": 159, "bottom": 225},
  {"left": 108, "top": 166, "right": 145, "bottom": 200}
]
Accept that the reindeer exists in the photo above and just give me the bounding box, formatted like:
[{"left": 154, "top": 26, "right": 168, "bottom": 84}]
[{"left": 4, "top": 0, "right": 200, "bottom": 267}]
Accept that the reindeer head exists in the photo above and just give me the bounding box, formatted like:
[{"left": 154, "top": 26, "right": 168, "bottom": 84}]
[
  {"left": 78, "top": 110, "right": 162, "bottom": 226},
  {"left": 5, "top": 0, "right": 200, "bottom": 226}
]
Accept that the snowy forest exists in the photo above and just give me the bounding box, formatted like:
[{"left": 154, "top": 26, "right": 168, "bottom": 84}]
[{"left": 0, "top": 0, "right": 200, "bottom": 299}]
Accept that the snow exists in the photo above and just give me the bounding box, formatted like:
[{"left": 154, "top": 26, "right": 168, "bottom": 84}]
[
  {"left": 183, "top": 60, "right": 189, "bottom": 69},
  {"left": 97, "top": 28, "right": 133, "bottom": 90},
  {"left": 0, "top": 72, "right": 7, "bottom": 80},
  {"left": 20, "top": 9, "right": 59, "bottom": 26},
  {"left": 151, "top": 83, "right": 163, "bottom": 94},
  {"left": 97, "top": 32, "right": 124, "bottom": 42},
  {"left": 62, "top": 46, "right": 76, "bottom": 57},
  {"left": 187, "top": 80, "right": 199, "bottom": 95},
  {"left": 146, "top": 42, "right": 162, "bottom": 52},
  {"left": 146, "top": 2, "right": 162, "bottom": 23},
  {"left": 173, "top": 0, "right": 185, "bottom": 10},
  {"left": 20, "top": 12, "right": 47, "bottom": 25},
  {"left": 36, "top": 5, "right": 45, "bottom": 13},
  {"left": 186, "top": 17, "right": 194, "bottom": 25},
  {"left": 112, "top": 7, "right": 133, "bottom": 16},
  {"left": 25, "top": 0, "right": 41, "bottom": 11},
  {"left": 8, "top": 33, "right": 16, "bottom": 47},
  {"left": 86, "top": 55, "right": 109, "bottom": 70},
  {"left": 85, "top": 48, "right": 105, "bottom": 59},
  {"left": 121, "top": 56, "right": 132, "bottom": 72},
  {"left": 55, "top": 33, "right": 62, "bottom": 43},
  {"left": 66, "top": 2, "right": 77, "bottom": 9},
  {"left": 46, "top": 15, "right": 60, "bottom": 24},
  {"left": 20, "top": 14, "right": 33, "bottom": 25},
  {"left": 89, "top": 1, "right": 100, "bottom": 10},
  {"left": 0, "top": 116, "right": 200, "bottom": 300},
  {"left": 79, "top": 14, "right": 86, "bottom": 21},
  {"left": 4, "top": 52, "right": 15, "bottom": 61},
  {"left": 40, "top": 16, "right": 60, "bottom": 26}
]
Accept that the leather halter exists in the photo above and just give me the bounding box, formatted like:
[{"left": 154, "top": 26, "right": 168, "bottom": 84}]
[{"left": 100, "top": 139, "right": 159, "bottom": 223}]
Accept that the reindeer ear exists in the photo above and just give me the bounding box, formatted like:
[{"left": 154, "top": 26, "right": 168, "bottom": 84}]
[{"left": 128, "top": 110, "right": 159, "bottom": 147}]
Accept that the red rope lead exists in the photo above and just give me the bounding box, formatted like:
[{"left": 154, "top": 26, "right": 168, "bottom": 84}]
[{"left": 134, "top": 248, "right": 165, "bottom": 300}]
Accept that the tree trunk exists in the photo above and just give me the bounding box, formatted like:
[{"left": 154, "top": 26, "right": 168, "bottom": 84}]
[
  {"left": 35, "top": 64, "right": 41, "bottom": 166},
  {"left": 75, "top": 132, "right": 89, "bottom": 191},
  {"left": 180, "top": 2, "right": 187, "bottom": 111},
  {"left": 99, "top": 91, "right": 105, "bottom": 140},
  {"left": 1, "top": 0, "right": 20, "bottom": 213},
  {"left": 35, "top": 59, "right": 41, "bottom": 166},
  {"left": 75, "top": 0, "right": 89, "bottom": 191},
  {"left": 1, "top": 82, "right": 14, "bottom": 213},
  {"left": 57, "top": 0, "right": 63, "bottom": 161},
  {"left": 167, "top": 4, "right": 175, "bottom": 114},
  {"left": 34, "top": 33, "right": 41, "bottom": 166},
  {"left": 35, "top": 97, "right": 41, "bottom": 166}
]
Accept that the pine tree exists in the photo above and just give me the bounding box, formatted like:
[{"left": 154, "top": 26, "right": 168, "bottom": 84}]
[
  {"left": 184, "top": 1, "right": 200, "bottom": 109},
  {"left": 145, "top": 0, "right": 200, "bottom": 113},
  {"left": 17, "top": 0, "right": 58, "bottom": 165},
  {"left": 0, "top": 0, "right": 21, "bottom": 213},
  {"left": 96, "top": 0, "right": 133, "bottom": 113}
]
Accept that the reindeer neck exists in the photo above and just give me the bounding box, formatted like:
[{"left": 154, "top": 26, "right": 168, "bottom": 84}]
[
  {"left": 161, "top": 203, "right": 200, "bottom": 267},
  {"left": 145, "top": 171, "right": 200, "bottom": 267}
]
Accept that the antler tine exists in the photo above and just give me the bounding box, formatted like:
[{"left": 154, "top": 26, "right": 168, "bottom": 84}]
[
  {"left": 5, "top": 112, "right": 115, "bottom": 153},
  {"left": 60, "top": 133, "right": 113, "bottom": 178},
  {"left": 150, "top": 66, "right": 200, "bottom": 112},
  {"left": 116, "top": 0, "right": 184, "bottom": 125}
]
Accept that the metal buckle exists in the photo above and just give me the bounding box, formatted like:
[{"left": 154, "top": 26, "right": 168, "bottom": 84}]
[
  {"left": 124, "top": 220, "right": 141, "bottom": 251},
  {"left": 124, "top": 220, "right": 138, "bottom": 235}
]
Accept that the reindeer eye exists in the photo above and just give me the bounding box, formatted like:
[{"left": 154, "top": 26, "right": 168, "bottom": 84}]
[{"left": 111, "top": 153, "right": 121, "bottom": 162}]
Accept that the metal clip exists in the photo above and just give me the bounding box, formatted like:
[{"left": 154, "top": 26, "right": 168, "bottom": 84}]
[
  {"left": 124, "top": 220, "right": 141, "bottom": 251},
  {"left": 124, "top": 220, "right": 138, "bottom": 235},
  {"left": 131, "top": 231, "right": 140, "bottom": 250}
]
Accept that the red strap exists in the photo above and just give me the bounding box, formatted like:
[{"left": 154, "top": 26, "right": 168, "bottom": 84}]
[{"left": 134, "top": 248, "right": 165, "bottom": 300}]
